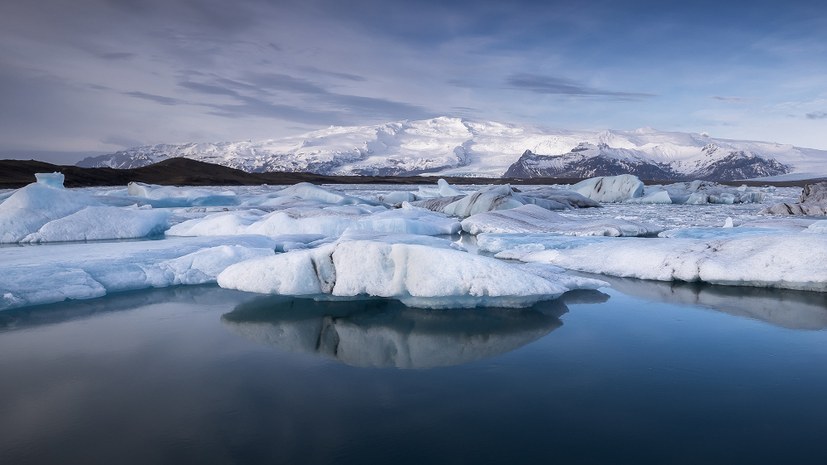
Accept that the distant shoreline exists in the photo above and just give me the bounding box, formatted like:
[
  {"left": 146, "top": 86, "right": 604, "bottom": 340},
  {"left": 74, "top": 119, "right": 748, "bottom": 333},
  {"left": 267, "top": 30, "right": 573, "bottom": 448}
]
[{"left": 1, "top": 158, "right": 824, "bottom": 189}]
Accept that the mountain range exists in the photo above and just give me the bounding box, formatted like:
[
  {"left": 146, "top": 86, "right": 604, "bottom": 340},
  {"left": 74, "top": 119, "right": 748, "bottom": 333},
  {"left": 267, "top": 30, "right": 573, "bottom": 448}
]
[{"left": 78, "top": 117, "right": 827, "bottom": 181}]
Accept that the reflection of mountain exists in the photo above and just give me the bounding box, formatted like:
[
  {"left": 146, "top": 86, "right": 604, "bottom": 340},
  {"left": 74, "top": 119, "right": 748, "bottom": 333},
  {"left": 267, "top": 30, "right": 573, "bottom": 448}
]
[
  {"left": 599, "top": 276, "right": 827, "bottom": 330},
  {"left": 222, "top": 294, "right": 602, "bottom": 369}
]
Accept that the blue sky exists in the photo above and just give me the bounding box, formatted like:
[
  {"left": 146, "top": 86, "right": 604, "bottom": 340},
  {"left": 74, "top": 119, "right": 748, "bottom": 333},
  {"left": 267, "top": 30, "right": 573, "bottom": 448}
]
[{"left": 1, "top": 0, "right": 826, "bottom": 162}]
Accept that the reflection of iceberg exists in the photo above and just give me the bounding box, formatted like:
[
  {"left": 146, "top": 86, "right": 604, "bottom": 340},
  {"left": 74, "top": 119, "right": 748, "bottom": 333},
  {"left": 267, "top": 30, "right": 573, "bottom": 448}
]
[
  {"left": 221, "top": 294, "right": 601, "bottom": 368},
  {"left": 598, "top": 275, "right": 827, "bottom": 330},
  {"left": 0, "top": 286, "right": 251, "bottom": 332}
]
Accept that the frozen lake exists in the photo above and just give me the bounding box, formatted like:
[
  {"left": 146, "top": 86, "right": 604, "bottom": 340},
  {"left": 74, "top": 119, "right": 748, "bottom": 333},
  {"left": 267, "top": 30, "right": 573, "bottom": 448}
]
[{"left": 2, "top": 283, "right": 827, "bottom": 464}]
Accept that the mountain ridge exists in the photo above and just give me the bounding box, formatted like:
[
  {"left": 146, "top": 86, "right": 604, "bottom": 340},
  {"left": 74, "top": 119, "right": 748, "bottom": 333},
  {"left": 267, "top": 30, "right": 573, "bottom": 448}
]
[{"left": 77, "top": 117, "right": 827, "bottom": 181}]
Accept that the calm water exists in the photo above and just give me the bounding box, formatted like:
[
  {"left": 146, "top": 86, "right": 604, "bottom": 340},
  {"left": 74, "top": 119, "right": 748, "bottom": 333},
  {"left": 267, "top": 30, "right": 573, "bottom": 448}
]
[{"left": 1, "top": 284, "right": 827, "bottom": 465}]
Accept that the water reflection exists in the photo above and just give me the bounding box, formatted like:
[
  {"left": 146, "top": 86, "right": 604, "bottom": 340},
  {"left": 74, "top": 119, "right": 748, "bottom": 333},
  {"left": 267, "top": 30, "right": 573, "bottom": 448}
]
[
  {"left": 0, "top": 285, "right": 253, "bottom": 333},
  {"left": 221, "top": 291, "right": 608, "bottom": 369},
  {"left": 597, "top": 275, "right": 827, "bottom": 330}
]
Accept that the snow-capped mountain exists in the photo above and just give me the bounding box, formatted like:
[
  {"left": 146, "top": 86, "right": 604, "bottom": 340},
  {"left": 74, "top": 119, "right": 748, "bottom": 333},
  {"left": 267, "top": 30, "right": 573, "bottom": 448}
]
[{"left": 78, "top": 117, "right": 827, "bottom": 181}]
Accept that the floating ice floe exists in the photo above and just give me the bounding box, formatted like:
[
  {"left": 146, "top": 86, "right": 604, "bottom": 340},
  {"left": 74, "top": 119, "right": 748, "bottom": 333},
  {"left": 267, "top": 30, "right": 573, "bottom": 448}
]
[
  {"left": 410, "top": 184, "right": 598, "bottom": 219},
  {"left": 0, "top": 173, "right": 96, "bottom": 242},
  {"left": 21, "top": 206, "right": 169, "bottom": 243},
  {"left": 571, "top": 174, "right": 644, "bottom": 203},
  {"left": 519, "top": 234, "right": 827, "bottom": 292},
  {"left": 217, "top": 239, "right": 606, "bottom": 308},
  {"left": 127, "top": 182, "right": 238, "bottom": 207},
  {"left": 763, "top": 181, "right": 827, "bottom": 215},
  {"left": 0, "top": 236, "right": 277, "bottom": 310},
  {"left": 221, "top": 296, "right": 567, "bottom": 369},
  {"left": 461, "top": 204, "right": 661, "bottom": 236},
  {"left": 1, "top": 174, "right": 168, "bottom": 243},
  {"left": 277, "top": 182, "right": 381, "bottom": 206},
  {"left": 343, "top": 207, "right": 461, "bottom": 236}
]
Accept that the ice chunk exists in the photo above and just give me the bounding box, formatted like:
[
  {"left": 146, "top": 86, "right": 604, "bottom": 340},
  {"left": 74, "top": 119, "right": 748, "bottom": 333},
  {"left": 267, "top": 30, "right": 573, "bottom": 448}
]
[
  {"left": 804, "top": 221, "right": 827, "bottom": 234},
  {"left": 35, "top": 172, "right": 65, "bottom": 188},
  {"left": 377, "top": 191, "right": 416, "bottom": 205},
  {"left": 415, "top": 178, "right": 464, "bottom": 198},
  {"left": 159, "top": 245, "right": 274, "bottom": 285},
  {"left": 441, "top": 185, "right": 525, "bottom": 218},
  {"left": 21, "top": 206, "right": 169, "bottom": 243},
  {"left": 343, "top": 208, "right": 461, "bottom": 236},
  {"left": 624, "top": 189, "right": 672, "bottom": 204},
  {"left": 521, "top": 234, "right": 827, "bottom": 292},
  {"left": 127, "top": 182, "right": 238, "bottom": 207},
  {"left": 0, "top": 236, "right": 276, "bottom": 310},
  {"left": 461, "top": 204, "right": 661, "bottom": 236},
  {"left": 571, "top": 174, "right": 644, "bottom": 202},
  {"left": 663, "top": 180, "right": 766, "bottom": 205},
  {"left": 218, "top": 240, "right": 606, "bottom": 308},
  {"left": 277, "top": 182, "right": 380, "bottom": 206},
  {"left": 519, "top": 187, "right": 601, "bottom": 209},
  {"left": 166, "top": 206, "right": 368, "bottom": 238},
  {"left": 0, "top": 180, "right": 97, "bottom": 243},
  {"left": 763, "top": 181, "right": 827, "bottom": 216}
]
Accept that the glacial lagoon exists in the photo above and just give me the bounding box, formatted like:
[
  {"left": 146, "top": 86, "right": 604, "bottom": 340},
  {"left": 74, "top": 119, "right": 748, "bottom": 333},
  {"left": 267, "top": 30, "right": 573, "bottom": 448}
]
[{"left": 2, "top": 283, "right": 827, "bottom": 464}]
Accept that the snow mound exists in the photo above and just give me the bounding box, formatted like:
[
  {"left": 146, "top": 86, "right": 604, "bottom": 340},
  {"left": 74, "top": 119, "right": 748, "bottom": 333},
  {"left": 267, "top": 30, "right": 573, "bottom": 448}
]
[
  {"left": 571, "top": 174, "right": 644, "bottom": 203},
  {"left": 521, "top": 235, "right": 827, "bottom": 292},
  {"left": 461, "top": 204, "right": 661, "bottom": 236},
  {"left": 217, "top": 240, "right": 606, "bottom": 308}
]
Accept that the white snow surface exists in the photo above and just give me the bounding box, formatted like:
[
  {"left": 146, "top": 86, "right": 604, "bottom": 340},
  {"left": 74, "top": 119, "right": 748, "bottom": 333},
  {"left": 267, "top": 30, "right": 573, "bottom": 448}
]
[{"left": 78, "top": 117, "right": 827, "bottom": 179}]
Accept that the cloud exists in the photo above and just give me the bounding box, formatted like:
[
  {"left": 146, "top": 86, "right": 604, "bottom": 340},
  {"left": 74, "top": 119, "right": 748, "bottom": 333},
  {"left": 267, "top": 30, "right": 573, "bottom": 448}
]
[
  {"left": 98, "top": 52, "right": 136, "bottom": 60},
  {"left": 805, "top": 111, "right": 827, "bottom": 119},
  {"left": 178, "top": 73, "right": 430, "bottom": 123},
  {"left": 712, "top": 95, "right": 749, "bottom": 103},
  {"left": 506, "top": 73, "right": 655, "bottom": 100},
  {"left": 298, "top": 66, "right": 367, "bottom": 82},
  {"left": 122, "top": 91, "right": 184, "bottom": 106}
]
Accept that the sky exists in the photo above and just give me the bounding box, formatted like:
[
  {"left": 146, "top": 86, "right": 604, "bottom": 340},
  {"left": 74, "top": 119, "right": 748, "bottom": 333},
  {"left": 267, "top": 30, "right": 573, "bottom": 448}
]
[{"left": 1, "top": 0, "right": 826, "bottom": 163}]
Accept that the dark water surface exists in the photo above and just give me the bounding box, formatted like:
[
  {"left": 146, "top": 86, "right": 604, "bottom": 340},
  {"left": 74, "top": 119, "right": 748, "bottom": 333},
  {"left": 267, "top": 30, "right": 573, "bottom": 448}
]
[{"left": 1, "top": 283, "right": 827, "bottom": 465}]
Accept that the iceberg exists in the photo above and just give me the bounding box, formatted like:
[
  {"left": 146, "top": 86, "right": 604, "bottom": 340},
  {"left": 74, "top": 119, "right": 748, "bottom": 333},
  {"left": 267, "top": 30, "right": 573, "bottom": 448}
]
[
  {"left": 1, "top": 175, "right": 98, "bottom": 242},
  {"left": 461, "top": 204, "right": 661, "bottom": 236},
  {"left": 21, "top": 206, "right": 169, "bottom": 243},
  {"left": 217, "top": 240, "right": 606, "bottom": 308},
  {"left": 0, "top": 236, "right": 277, "bottom": 310},
  {"left": 571, "top": 174, "right": 644, "bottom": 203},
  {"left": 763, "top": 181, "right": 827, "bottom": 216},
  {"left": 520, "top": 234, "right": 827, "bottom": 292}
]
